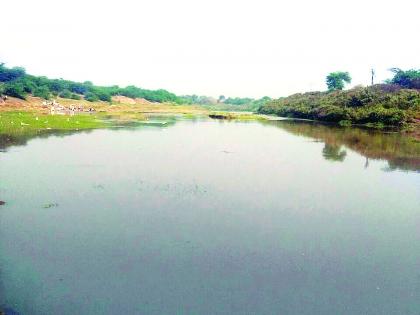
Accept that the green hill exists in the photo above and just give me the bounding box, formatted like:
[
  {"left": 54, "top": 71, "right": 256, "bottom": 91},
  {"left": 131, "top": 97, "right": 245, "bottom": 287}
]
[{"left": 259, "top": 84, "right": 420, "bottom": 127}]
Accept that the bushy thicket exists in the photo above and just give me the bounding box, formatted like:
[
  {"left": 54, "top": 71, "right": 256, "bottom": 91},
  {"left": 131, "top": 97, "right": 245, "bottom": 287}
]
[
  {"left": 224, "top": 96, "right": 271, "bottom": 108},
  {"left": 259, "top": 84, "right": 420, "bottom": 126},
  {"left": 0, "top": 63, "right": 182, "bottom": 103},
  {"left": 180, "top": 95, "right": 220, "bottom": 105},
  {"left": 387, "top": 68, "right": 420, "bottom": 89}
]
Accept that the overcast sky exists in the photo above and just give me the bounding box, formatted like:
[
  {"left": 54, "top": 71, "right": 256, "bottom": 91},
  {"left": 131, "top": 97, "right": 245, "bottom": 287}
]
[{"left": 1, "top": 0, "right": 419, "bottom": 98}]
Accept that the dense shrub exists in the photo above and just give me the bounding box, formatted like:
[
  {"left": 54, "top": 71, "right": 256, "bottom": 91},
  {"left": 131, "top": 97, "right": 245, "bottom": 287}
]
[
  {"left": 59, "top": 89, "right": 72, "bottom": 98},
  {"left": 224, "top": 97, "right": 254, "bottom": 105},
  {"left": 33, "top": 86, "right": 51, "bottom": 99},
  {"left": 0, "top": 63, "right": 184, "bottom": 104},
  {"left": 57, "top": 89, "right": 82, "bottom": 100},
  {"left": 314, "top": 105, "right": 350, "bottom": 122},
  {"left": 388, "top": 68, "right": 420, "bottom": 89},
  {"left": 180, "top": 95, "right": 271, "bottom": 109},
  {"left": 85, "top": 92, "right": 99, "bottom": 102},
  {"left": 70, "top": 93, "right": 81, "bottom": 100},
  {"left": 117, "top": 86, "right": 181, "bottom": 103},
  {"left": 91, "top": 88, "right": 111, "bottom": 102},
  {"left": 0, "top": 64, "right": 26, "bottom": 82},
  {"left": 259, "top": 84, "right": 420, "bottom": 126},
  {"left": 3, "top": 82, "right": 27, "bottom": 99},
  {"left": 69, "top": 82, "right": 89, "bottom": 95}
]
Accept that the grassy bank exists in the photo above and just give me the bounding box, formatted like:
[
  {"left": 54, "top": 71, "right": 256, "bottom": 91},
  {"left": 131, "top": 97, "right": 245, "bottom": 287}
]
[
  {"left": 0, "top": 109, "right": 268, "bottom": 135},
  {"left": 259, "top": 84, "right": 420, "bottom": 128},
  {"left": 0, "top": 94, "right": 271, "bottom": 136},
  {"left": 0, "top": 112, "right": 106, "bottom": 134},
  {"left": 0, "top": 95, "right": 211, "bottom": 134}
]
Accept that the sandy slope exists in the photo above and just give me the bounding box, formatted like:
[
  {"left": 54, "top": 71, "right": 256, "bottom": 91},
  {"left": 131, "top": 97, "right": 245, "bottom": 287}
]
[{"left": 0, "top": 95, "right": 207, "bottom": 115}]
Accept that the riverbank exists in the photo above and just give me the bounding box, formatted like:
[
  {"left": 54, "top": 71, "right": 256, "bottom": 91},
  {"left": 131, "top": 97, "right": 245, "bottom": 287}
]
[
  {"left": 1, "top": 89, "right": 420, "bottom": 141},
  {"left": 0, "top": 96, "right": 269, "bottom": 137},
  {"left": 258, "top": 84, "right": 420, "bottom": 130},
  {"left": 0, "top": 95, "right": 207, "bottom": 115}
]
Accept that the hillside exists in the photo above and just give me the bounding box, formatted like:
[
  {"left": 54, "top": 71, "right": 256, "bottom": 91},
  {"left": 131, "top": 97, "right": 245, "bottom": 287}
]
[
  {"left": 0, "top": 95, "right": 206, "bottom": 116},
  {"left": 259, "top": 84, "right": 420, "bottom": 128}
]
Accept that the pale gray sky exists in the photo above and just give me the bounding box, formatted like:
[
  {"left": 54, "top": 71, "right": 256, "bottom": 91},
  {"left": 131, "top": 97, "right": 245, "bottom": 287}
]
[{"left": 1, "top": 0, "right": 419, "bottom": 98}]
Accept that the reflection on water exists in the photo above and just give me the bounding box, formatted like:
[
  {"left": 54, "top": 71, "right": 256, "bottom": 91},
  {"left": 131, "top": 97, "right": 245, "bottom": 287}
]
[
  {"left": 0, "top": 130, "right": 91, "bottom": 152},
  {"left": 264, "top": 120, "right": 420, "bottom": 172},
  {"left": 2, "top": 118, "right": 419, "bottom": 172},
  {"left": 0, "top": 117, "right": 178, "bottom": 153},
  {"left": 322, "top": 144, "right": 347, "bottom": 162}
]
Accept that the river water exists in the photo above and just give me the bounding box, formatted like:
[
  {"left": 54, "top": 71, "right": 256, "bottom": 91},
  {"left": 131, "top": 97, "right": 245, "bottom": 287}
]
[{"left": 0, "top": 118, "right": 419, "bottom": 314}]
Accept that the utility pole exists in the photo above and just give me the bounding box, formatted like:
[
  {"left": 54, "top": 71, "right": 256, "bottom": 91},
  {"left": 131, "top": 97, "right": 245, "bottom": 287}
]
[{"left": 371, "top": 68, "right": 375, "bottom": 86}]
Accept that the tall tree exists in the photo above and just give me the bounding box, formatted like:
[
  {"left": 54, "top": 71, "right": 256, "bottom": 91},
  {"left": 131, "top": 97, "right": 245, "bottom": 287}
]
[{"left": 326, "top": 72, "right": 351, "bottom": 91}]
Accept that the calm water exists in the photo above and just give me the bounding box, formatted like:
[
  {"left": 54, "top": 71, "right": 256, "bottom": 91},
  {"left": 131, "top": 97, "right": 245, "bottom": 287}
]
[{"left": 0, "top": 118, "right": 419, "bottom": 315}]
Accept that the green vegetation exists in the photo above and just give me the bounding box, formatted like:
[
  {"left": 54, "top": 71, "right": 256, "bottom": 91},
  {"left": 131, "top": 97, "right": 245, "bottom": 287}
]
[
  {"left": 224, "top": 96, "right": 271, "bottom": 109},
  {"left": 181, "top": 95, "right": 271, "bottom": 111},
  {"left": 33, "top": 85, "right": 51, "bottom": 99},
  {"left": 3, "top": 82, "right": 26, "bottom": 99},
  {"left": 0, "top": 63, "right": 182, "bottom": 103},
  {"left": 0, "top": 65, "right": 25, "bottom": 81},
  {"left": 259, "top": 69, "right": 420, "bottom": 127},
  {"left": 1, "top": 62, "right": 266, "bottom": 107},
  {"left": 322, "top": 144, "right": 347, "bottom": 162},
  {"left": 387, "top": 68, "right": 420, "bottom": 89},
  {"left": 0, "top": 112, "right": 106, "bottom": 134},
  {"left": 2, "top": 62, "right": 419, "bottom": 129},
  {"left": 326, "top": 71, "right": 351, "bottom": 91}
]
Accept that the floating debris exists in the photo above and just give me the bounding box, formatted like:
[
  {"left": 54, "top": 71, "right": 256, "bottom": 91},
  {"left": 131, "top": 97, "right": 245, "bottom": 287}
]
[
  {"left": 137, "top": 180, "right": 209, "bottom": 196},
  {"left": 43, "top": 203, "right": 59, "bottom": 209},
  {"left": 209, "top": 114, "right": 230, "bottom": 120}
]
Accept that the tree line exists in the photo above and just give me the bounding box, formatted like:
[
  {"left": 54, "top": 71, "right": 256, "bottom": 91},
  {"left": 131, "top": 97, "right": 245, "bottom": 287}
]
[
  {"left": 0, "top": 63, "right": 273, "bottom": 108},
  {"left": 0, "top": 63, "right": 182, "bottom": 103},
  {"left": 179, "top": 94, "right": 271, "bottom": 108}
]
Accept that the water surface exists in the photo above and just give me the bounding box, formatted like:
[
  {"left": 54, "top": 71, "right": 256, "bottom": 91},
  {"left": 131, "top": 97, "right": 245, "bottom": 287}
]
[{"left": 0, "top": 119, "right": 419, "bottom": 314}]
